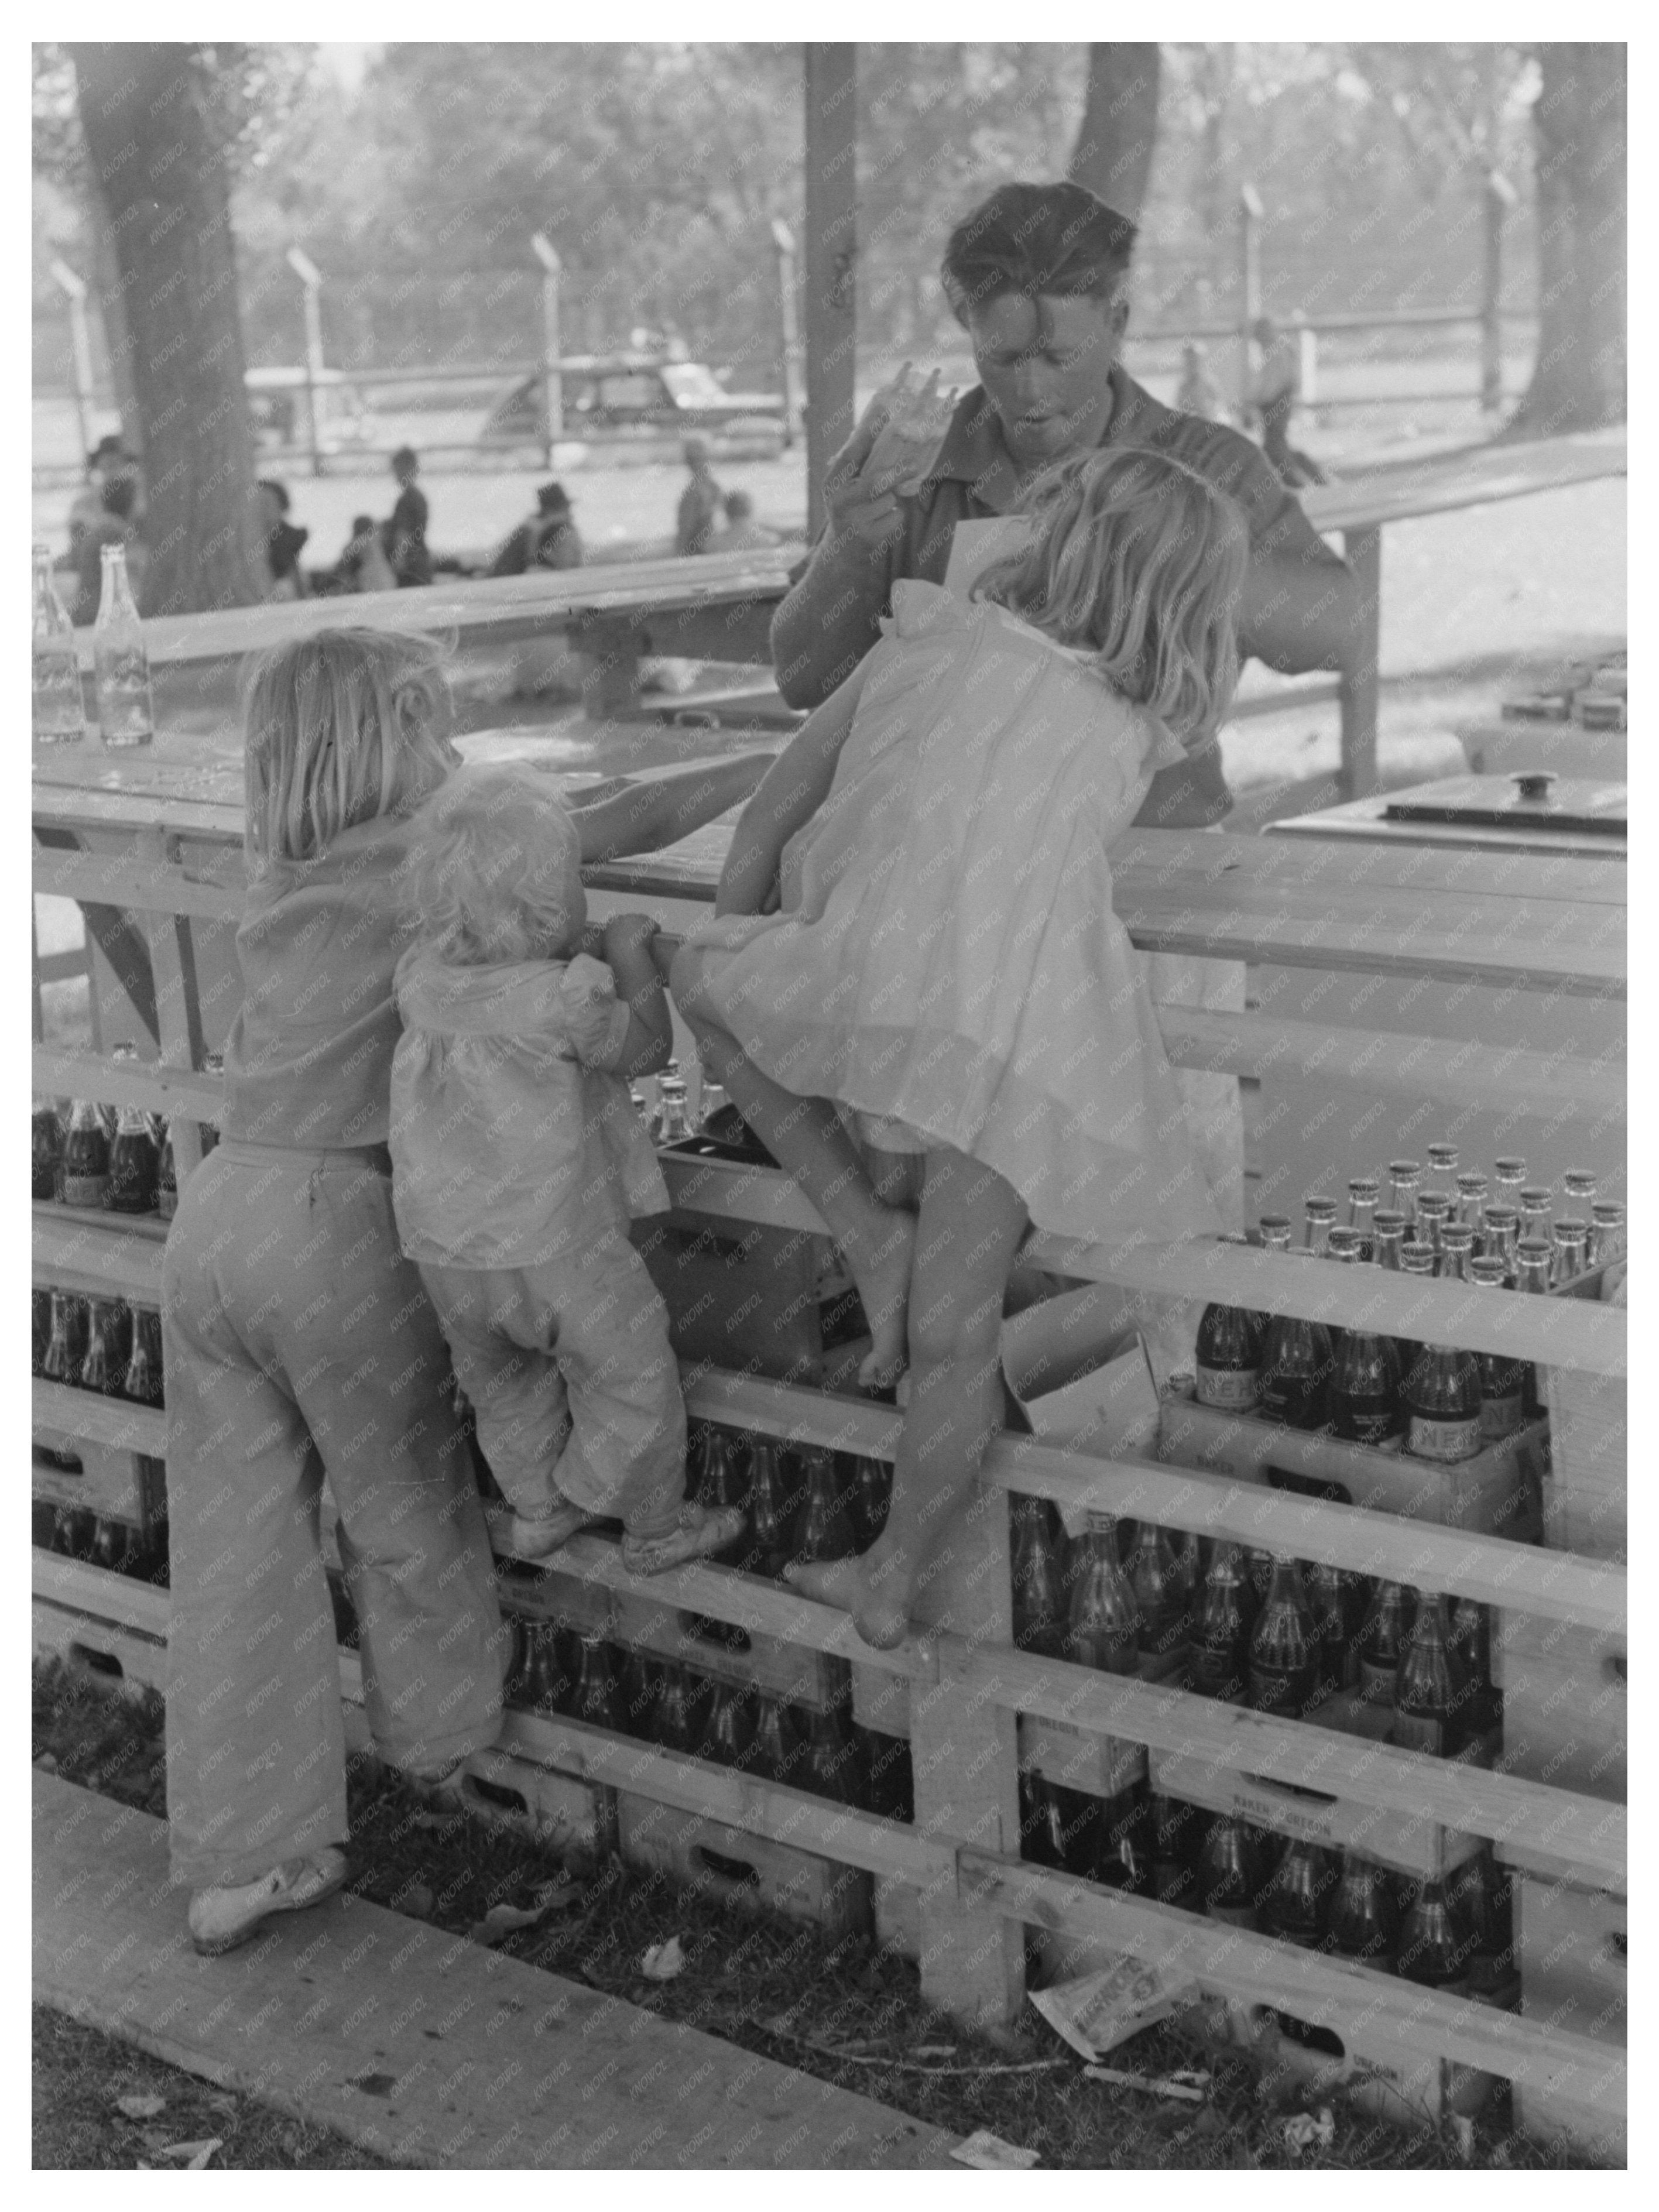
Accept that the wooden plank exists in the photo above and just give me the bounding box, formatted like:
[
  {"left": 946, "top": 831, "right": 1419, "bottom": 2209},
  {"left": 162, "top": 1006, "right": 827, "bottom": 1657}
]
[
  {"left": 957, "top": 1849, "right": 1627, "bottom": 2109},
  {"left": 965, "top": 1645, "right": 1624, "bottom": 1885},
  {"left": 35, "top": 1048, "right": 222, "bottom": 1123},
  {"left": 33, "top": 1381, "right": 167, "bottom": 1457},
  {"left": 1337, "top": 524, "right": 1382, "bottom": 800},
  {"left": 1300, "top": 428, "right": 1624, "bottom": 536},
  {"left": 31, "top": 1773, "right": 958, "bottom": 2170},
  {"left": 1111, "top": 824, "right": 1629, "bottom": 908},
  {"left": 33, "top": 1551, "right": 170, "bottom": 1637},
  {"left": 33, "top": 1207, "right": 167, "bottom": 1303},
  {"left": 688, "top": 1372, "right": 1626, "bottom": 1634},
  {"left": 32, "top": 783, "right": 243, "bottom": 843},
  {"left": 31, "top": 849, "right": 241, "bottom": 920}
]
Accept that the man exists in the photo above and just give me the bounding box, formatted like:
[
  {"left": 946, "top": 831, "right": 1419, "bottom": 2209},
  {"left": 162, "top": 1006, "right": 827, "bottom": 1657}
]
[
  {"left": 772, "top": 180, "right": 1360, "bottom": 831},
  {"left": 716, "top": 489, "right": 779, "bottom": 553},
  {"left": 1248, "top": 315, "right": 1327, "bottom": 488},
  {"left": 386, "top": 445, "right": 433, "bottom": 588},
  {"left": 676, "top": 436, "right": 723, "bottom": 557},
  {"left": 70, "top": 472, "right": 146, "bottom": 626},
  {"left": 489, "top": 482, "right": 584, "bottom": 577},
  {"left": 772, "top": 181, "right": 1364, "bottom": 1257},
  {"left": 1177, "top": 340, "right": 1228, "bottom": 426}
]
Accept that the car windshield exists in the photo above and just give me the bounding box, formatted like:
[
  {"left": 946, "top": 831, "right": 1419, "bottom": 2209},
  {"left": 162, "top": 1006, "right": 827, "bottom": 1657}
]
[{"left": 659, "top": 363, "right": 727, "bottom": 406}]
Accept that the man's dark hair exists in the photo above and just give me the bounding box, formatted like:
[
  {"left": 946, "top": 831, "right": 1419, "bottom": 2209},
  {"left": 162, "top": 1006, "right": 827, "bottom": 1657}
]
[
  {"left": 941, "top": 181, "right": 1137, "bottom": 320},
  {"left": 258, "top": 478, "right": 292, "bottom": 513},
  {"left": 391, "top": 444, "right": 419, "bottom": 472},
  {"left": 724, "top": 490, "right": 753, "bottom": 520},
  {"left": 101, "top": 473, "right": 139, "bottom": 522}
]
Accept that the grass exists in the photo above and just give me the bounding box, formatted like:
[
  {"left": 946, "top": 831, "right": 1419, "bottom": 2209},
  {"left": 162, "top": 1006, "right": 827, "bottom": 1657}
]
[{"left": 32, "top": 1658, "right": 1593, "bottom": 2170}]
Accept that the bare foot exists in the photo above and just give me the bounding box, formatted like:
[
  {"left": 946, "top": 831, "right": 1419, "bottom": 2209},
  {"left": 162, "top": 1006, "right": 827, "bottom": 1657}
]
[
  {"left": 783, "top": 1555, "right": 911, "bottom": 1651},
  {"left": 855, "top": 1205, "right": 917, "bottom": 1390}
]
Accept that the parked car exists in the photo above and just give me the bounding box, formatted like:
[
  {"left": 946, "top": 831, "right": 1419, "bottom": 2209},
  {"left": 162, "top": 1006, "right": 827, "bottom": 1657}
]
[
  {"left": 247, "top": 366, "right": 373, "bottom": 454},
  {"left": 479, "top": 355, "right": 787, "bottom": 452}
]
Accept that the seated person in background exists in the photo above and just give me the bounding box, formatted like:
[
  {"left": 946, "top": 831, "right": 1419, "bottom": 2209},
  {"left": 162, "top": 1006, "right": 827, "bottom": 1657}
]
[
  {"left": 1176, "top": 341, "right": 1228, "bottom": 425},
  {"left": 675, "top": 436, "right": 723, "bottom": 556},
  {"left": 68, "top": 434, "right": 138, "bottom": 565},
  {"left": 71, "top": 472, "right": 146, "bottom": 625},
  {"left": 386, "top": 445, "right": 433, "bottom": 587},
  {"left": 489, "top": 482, "right": 584, "bottom": 576},
  {"left": 335, "top": 513, "right": 399, "bottom": 595},
  {"left": 715, "top": 489, "right": 779, "bottom": 553},
  {"left": 1247, "top": 316, "right": 1326, "bottom": 488},
  {"left": 258, "top": 479, "right": 310, "bottom": 601}
]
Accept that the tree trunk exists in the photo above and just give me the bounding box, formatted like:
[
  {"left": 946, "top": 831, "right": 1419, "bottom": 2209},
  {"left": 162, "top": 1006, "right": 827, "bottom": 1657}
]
[
  {"left": 1509, "top": 43, "right": 1626, "bottom": 435},
  {"left": 70, "top": 43, "right": 264, "bottom": 614},
  {"left": 84, "top": 177, "right": 140, "bottom": 434},
  {"left": 1068, "top": 43, "right": 1162, "bottom": 225}
]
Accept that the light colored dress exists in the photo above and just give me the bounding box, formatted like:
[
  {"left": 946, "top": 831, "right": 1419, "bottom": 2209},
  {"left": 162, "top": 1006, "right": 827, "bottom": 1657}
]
[{"left": 683, "top": 579, "right": 1222, "bottom": 1246}]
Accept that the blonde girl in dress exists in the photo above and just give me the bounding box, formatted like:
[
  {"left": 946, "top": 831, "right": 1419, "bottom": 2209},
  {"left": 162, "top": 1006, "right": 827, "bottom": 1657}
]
[{"left": 671, "top": 447, "right": 1246, "bottom": 1648}]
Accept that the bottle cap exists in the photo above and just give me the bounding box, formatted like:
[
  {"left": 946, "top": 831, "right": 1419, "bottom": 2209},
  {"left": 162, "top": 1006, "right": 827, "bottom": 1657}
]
[
  {"left": 1372, "top": 1208, "right": 1407, "bottom": 1231},
  {"left": 1400, "top": 1243, "right": 1435, "bottom": 1273},
  {"left": 1327, "top": 1229, "right": 1362, "bottom": 1260},
  {"left": 1439, "top": 1222, "right": 1475, "bottom": 1248},
  {"left": 1304, "top": 1195, "right": 1337, "bottom": 1219},
  {"left": 1389, "top": 1161, "right": 1420, "bottom": 1178}
]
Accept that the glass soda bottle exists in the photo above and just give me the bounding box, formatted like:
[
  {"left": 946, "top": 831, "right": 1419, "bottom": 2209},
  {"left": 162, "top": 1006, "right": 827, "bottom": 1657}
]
[
  {"left": 1448, "top": 1593, "right": 1496, "bottom": 1742},
  {"left": 1010, "top": 1495, "right": 1069, "bottom": 1658},
  {"left": 1397, "top": 1875, "right": 1474, "bottom": 1993},
  {"left": 1370, "top": 1208, "right": 1407, "bottom": 1271},
  {"left": 1020, "top": 1772, "right": 1078, "bottom": 1869},
  {"left": 93, "top": 542, "right": 155, "bottom": 747},
  {"left": 1257, "top": 1213, "right": 1293, "bottom": 1252},
  {"left": 1414, "top": 1191, "right": 1452, "bottom": 1263},
  {"left": 1455, "top": 1172, "right": 1489, "bottom": 1230},
  {"left": 1249, "top": 1555, "right": 1319, "bottom": 1719},
  {"left": 1492, "top": 1157, "right": 1527, "bottom": 1216},
  {"left": 1346, "top": 1175, "right": 1380, "bottom": 1254},
  {"left": 848, "top": 1455, "right": 892, "bottom": 1550},
  {"left": 1095, "top": 1780, "right": 1154, "bottom": 1894},
  {"left": 1519, "top": 1186, "right": 1554, "bottom": 1247},
  {"left": 744, "top": 1440, "right": 802, "bottom": 1579},
  {"left": 1195, "top": 1298, "right": 1264, "bottom": 1412},
  {"left": 1423, "top": 1143, "right": 1459, "bottom": 1201},
  {"left": 156, "top": 1122, "right": 177, "bottom": 1222},
  {"left": 1329, "top": 1234, "right": 1403, "bottom": 1443},
  {"left": 1198, "top": 1814, "right": 1263, "bottom": 1929},
  {"left": 1304, "top": 1556, "right": 1352, "bottom": 1702},
  {"left": 1264, "top": 1838, "right": 1336, "bottom": 1948},
  {"left": 32, "top": 1099, "right": 63, "bottom": 1201},
  {"left": 571, "top": 1635, "right": 621, "bottom": 1733},
  {"left": 1387, "top": 1162, "right": 1421, "bottom": 1234},
  {"left": 1588, "top": 1201, "right": 1626, "bottom": 1268},
  {"left": 1302, "top": 1195, "right": 1337, "bottom": 1256},
  {"left": 792, "top": 1448, "right": 856, "bottom": 1565},
  {"left": 61, "top": 1097, "right": 111, "bottom": 1209},
  {"left": 618, "top": 1647, "right": 660, "bottom": 1739},
  {"left": 1562, "top": 1168, "right": 1598, "bottom": 1217},
  {"left": 1403, "top": 1323, "right": 1483, "bottom": 1464},
  {"left": 1481, "top": 1208, "right": 1521, "bottom": 1281},
  {"left": 1394, "top": 1589, "right": 1460, "bottom": 1757},
  {"left": 106, "top": 1096, "right": 161, "bottom": 1213},
  {"left": 1514, "top": 1239, "right": 1553, "bottom": 1417},
  {"left": 32, "top": 1288, "right": 51, "bottom": 1375},
  {"left": 1066, "top": 1513, "right": 1140, "bottom": 1675},
  {"left": 1189, "top": 1540, "right": 1256, "bottom": 1705},
  {"left": 40, "top": 1290, "right": 88, "bottom": 1389},
  {"left": 1325, "top": 1850, "right": 1399, "bottom": 1970},
  {"left": 653, "top": 1665, "right": 705, "bottom": 1757},
  {"left": 800, "top": 1699, "right": 868, "bottom": 1806},
  {"left": 32, "top": 544, "right": 85, "bottom": 744},
  {"left": 78, "top": 1297, "right": 132, "bottom": 1395},
  {"left": 705, "top": 1683, "right": 757, "bottom": 1770},
  {"left": 1550, "top": 1219, "right": 1589, "bottom": 1285},
  {"left": 1469, "top": 1257, "right": 1526, "bottom": 1437},
  {"left": 1258, "top": 1263, "right": 1334, "bottom": 1432},
  {"left": 751, "top": 1695, "right": 805, "bottom": 1786},
  {"left": 1150, "top": 1793, "right": 1203, "bottom": 1909},
  {"left": 1127, "top": 1521, "right": 1192, "bottom": 1676},
  {"left": 1358, "top": 1580, "right": 1411, "bottom": 1710},
  {"left": 693, "top": 1426, "right": 751, "bottom": 1561}
]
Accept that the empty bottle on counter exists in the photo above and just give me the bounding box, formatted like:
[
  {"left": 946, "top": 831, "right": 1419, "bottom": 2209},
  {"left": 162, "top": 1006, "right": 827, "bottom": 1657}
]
[
  {"left": 1010, "top": 1494, "right": 1070, "bottom": 1658},
  {"left": 1066, "top": 1513, "right": 1140, "bottom": 1675},
  {"left": 33, "top": 544, "right": 85, "bottom": 743},
  {"left": 93, "top": 543, "right": 155, "bottom": 747},
  {"left": 1195, "top": 1298, "right": 1264, "bottom": 1412},
  {"left": 1325, "top": 1850, "right": 1399, "bottom": 1970},
  {"left": 1190, "top": 1540, "right": 1255, "bottom": 1705},
  {"left": 1394, "top": 1590, "right": 1461, "bottom": 1757},
  {"left": 32, "top": 1100, "right": 63, "bottom": 1201},
  {"left": 1249, "top": 1555, "right": 1320, "bottom": 1720},
  {"left": 61, "top": 1098, "right": 111, "bottom": 1209}
]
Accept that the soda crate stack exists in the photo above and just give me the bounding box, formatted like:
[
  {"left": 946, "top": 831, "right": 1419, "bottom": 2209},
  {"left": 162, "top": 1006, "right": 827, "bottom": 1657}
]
[{"left": 32, "top": 760, "right": 1626, "bottom": 2159}]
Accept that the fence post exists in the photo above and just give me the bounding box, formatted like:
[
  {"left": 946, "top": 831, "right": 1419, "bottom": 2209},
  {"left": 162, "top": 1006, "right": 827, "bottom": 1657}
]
[
  {"left": 1480, "top": 170, "right": 1518, "bottom": 415},
  {"left": 770, "top": 218, "right": 801, "bottom": 449},
  {"left": 803, "top": 43, "right": 858, "bottom": 542},
  {"left": 532, "top": 232, "right": 563, "bottom": 463},
  {"left": 49, "top": 260, "right": 98, "bottom": 464},
  {"left": 1294, "top": 308, "right": 1317, "bottom": 408},
  {"left": 1238, "top": 183, "right": 1264, "bottom": 417},
  {"left": 286, "top": 246, "right": 325, "bottom": 479}
]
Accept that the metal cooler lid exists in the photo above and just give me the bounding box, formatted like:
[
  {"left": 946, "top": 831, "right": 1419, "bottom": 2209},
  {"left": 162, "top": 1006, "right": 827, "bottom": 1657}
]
[{"left": 1382, "top": 771, "right": 1627, "bottom": 836}]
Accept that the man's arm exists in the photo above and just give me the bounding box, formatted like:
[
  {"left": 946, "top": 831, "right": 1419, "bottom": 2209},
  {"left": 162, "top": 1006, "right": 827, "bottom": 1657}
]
[
  {"left": 570, "top": 754, "right": 774, "bottom": 866},
  {"left": 769, "top": 527, "right": 896, "bottom": 709},
  {"left": 1237, "top": 506, "right": 1363, "bottom": 677}
]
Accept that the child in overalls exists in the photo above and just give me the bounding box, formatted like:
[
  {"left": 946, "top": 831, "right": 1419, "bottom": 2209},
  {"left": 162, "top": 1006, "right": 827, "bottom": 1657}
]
[{"left": 389, "top": 765, "right": 744, "bottom": 1572}]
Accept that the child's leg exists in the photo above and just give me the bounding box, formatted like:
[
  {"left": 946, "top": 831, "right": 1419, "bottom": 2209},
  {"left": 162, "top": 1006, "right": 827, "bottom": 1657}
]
[
  {"left": 786, "top": 1144, "right": 1028, "bottom": 1648},
  {"left": 532, "top": 1238, "right": 745, "bottom": 1572},
  {"left": 417, "top": 1260, "right": 583, "bottom": 1542},
  {"left": 671, "top": 940, "right": 914, "bottom": 1385}
]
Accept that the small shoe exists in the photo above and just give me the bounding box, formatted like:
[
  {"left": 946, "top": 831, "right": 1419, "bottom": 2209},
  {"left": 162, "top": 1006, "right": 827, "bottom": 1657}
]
[
  {"left": 506, "top": 1501, "right": 595, "bottom": 1560},
  {"left": 188, "top": 1846, "right": 348, "bottom": 1957},
  {"left": 621, "top": 1503, "right": 746, "bottom": 1576}
]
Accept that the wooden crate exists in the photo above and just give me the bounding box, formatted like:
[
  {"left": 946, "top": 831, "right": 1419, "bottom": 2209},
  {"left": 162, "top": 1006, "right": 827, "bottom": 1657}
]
[
  {"left": 1505, "top": 1867, "right": 1627, "bottom": 2165},
  {"left": 33, "top": 1596, "right": 169, "bottom": 1698},
  {"left": 1150, "top": 1744, "right": 1481, "bottom": 1880},
  {"left": 617, "top": 1790, "right": 872, "bottom": 1940},
  {"left": 1205, "top": 1990, "right": 1497, "bottom": 2127},
  {"left": 1494, "top": 1610, "right": 1626, "bottom": 1802},
  {"left": 1541, "top": 1267, "right": 1626, "bottom": 1563},
  {"left": 606, "top": 1581, "right": 849, "bottom": 1713},
  {"left": 33, "top": 1380, "right": 168, "bottom": 1538},
  {"left": 1156, "top": 1393, "right": 1544, "bottom": 1540},
  {"left": 635, "top": 1210, "right": 837, "bottom": 1386}
]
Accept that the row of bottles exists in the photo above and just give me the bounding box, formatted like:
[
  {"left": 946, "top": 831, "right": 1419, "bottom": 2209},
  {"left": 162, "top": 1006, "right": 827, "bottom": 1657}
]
[
  {"left": 1021, "top": 1775, "right": 1513, "bottom": 1991},
  {"left": 506, "top": 1623, "right": 913, "bottom": 1822},
  {"left": 33, "top": 1057, "right": 221, "bottom": 1216},
  {"left": 1011, "top": 1500, "right": 1494, "bottom": 1754},
  {"left": 630, "top": 1058, "right": 731, "bottom": 1150},
  {"left": 33, "top": 1498, "right": 169, "bottom": 1585},
  {"left": 33, "top": 541, "right": 155, "bottom": 747},
  {"left": 35, "top": 1290, "right": 165, "bottom": 1407},
  {"left": 687, "top": 1423, "right": 891, "bottom": 1577}
]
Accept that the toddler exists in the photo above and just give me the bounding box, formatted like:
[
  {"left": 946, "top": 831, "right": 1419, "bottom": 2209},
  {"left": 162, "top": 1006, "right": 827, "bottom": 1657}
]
[{"left": 390, "top": 764, "right": 743, "bottom": 1573}]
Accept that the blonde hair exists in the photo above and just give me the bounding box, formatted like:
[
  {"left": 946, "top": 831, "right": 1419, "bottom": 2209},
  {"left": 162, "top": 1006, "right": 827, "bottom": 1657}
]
[
  {"left": 973, "top": 446, "right": 1247, "bottom": 743},
  {"left": 407, "top": 764, "right": 586, "bottom": 967},
  {"left": 241, "top": 627, "right": 457, "bottom": 868}
]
